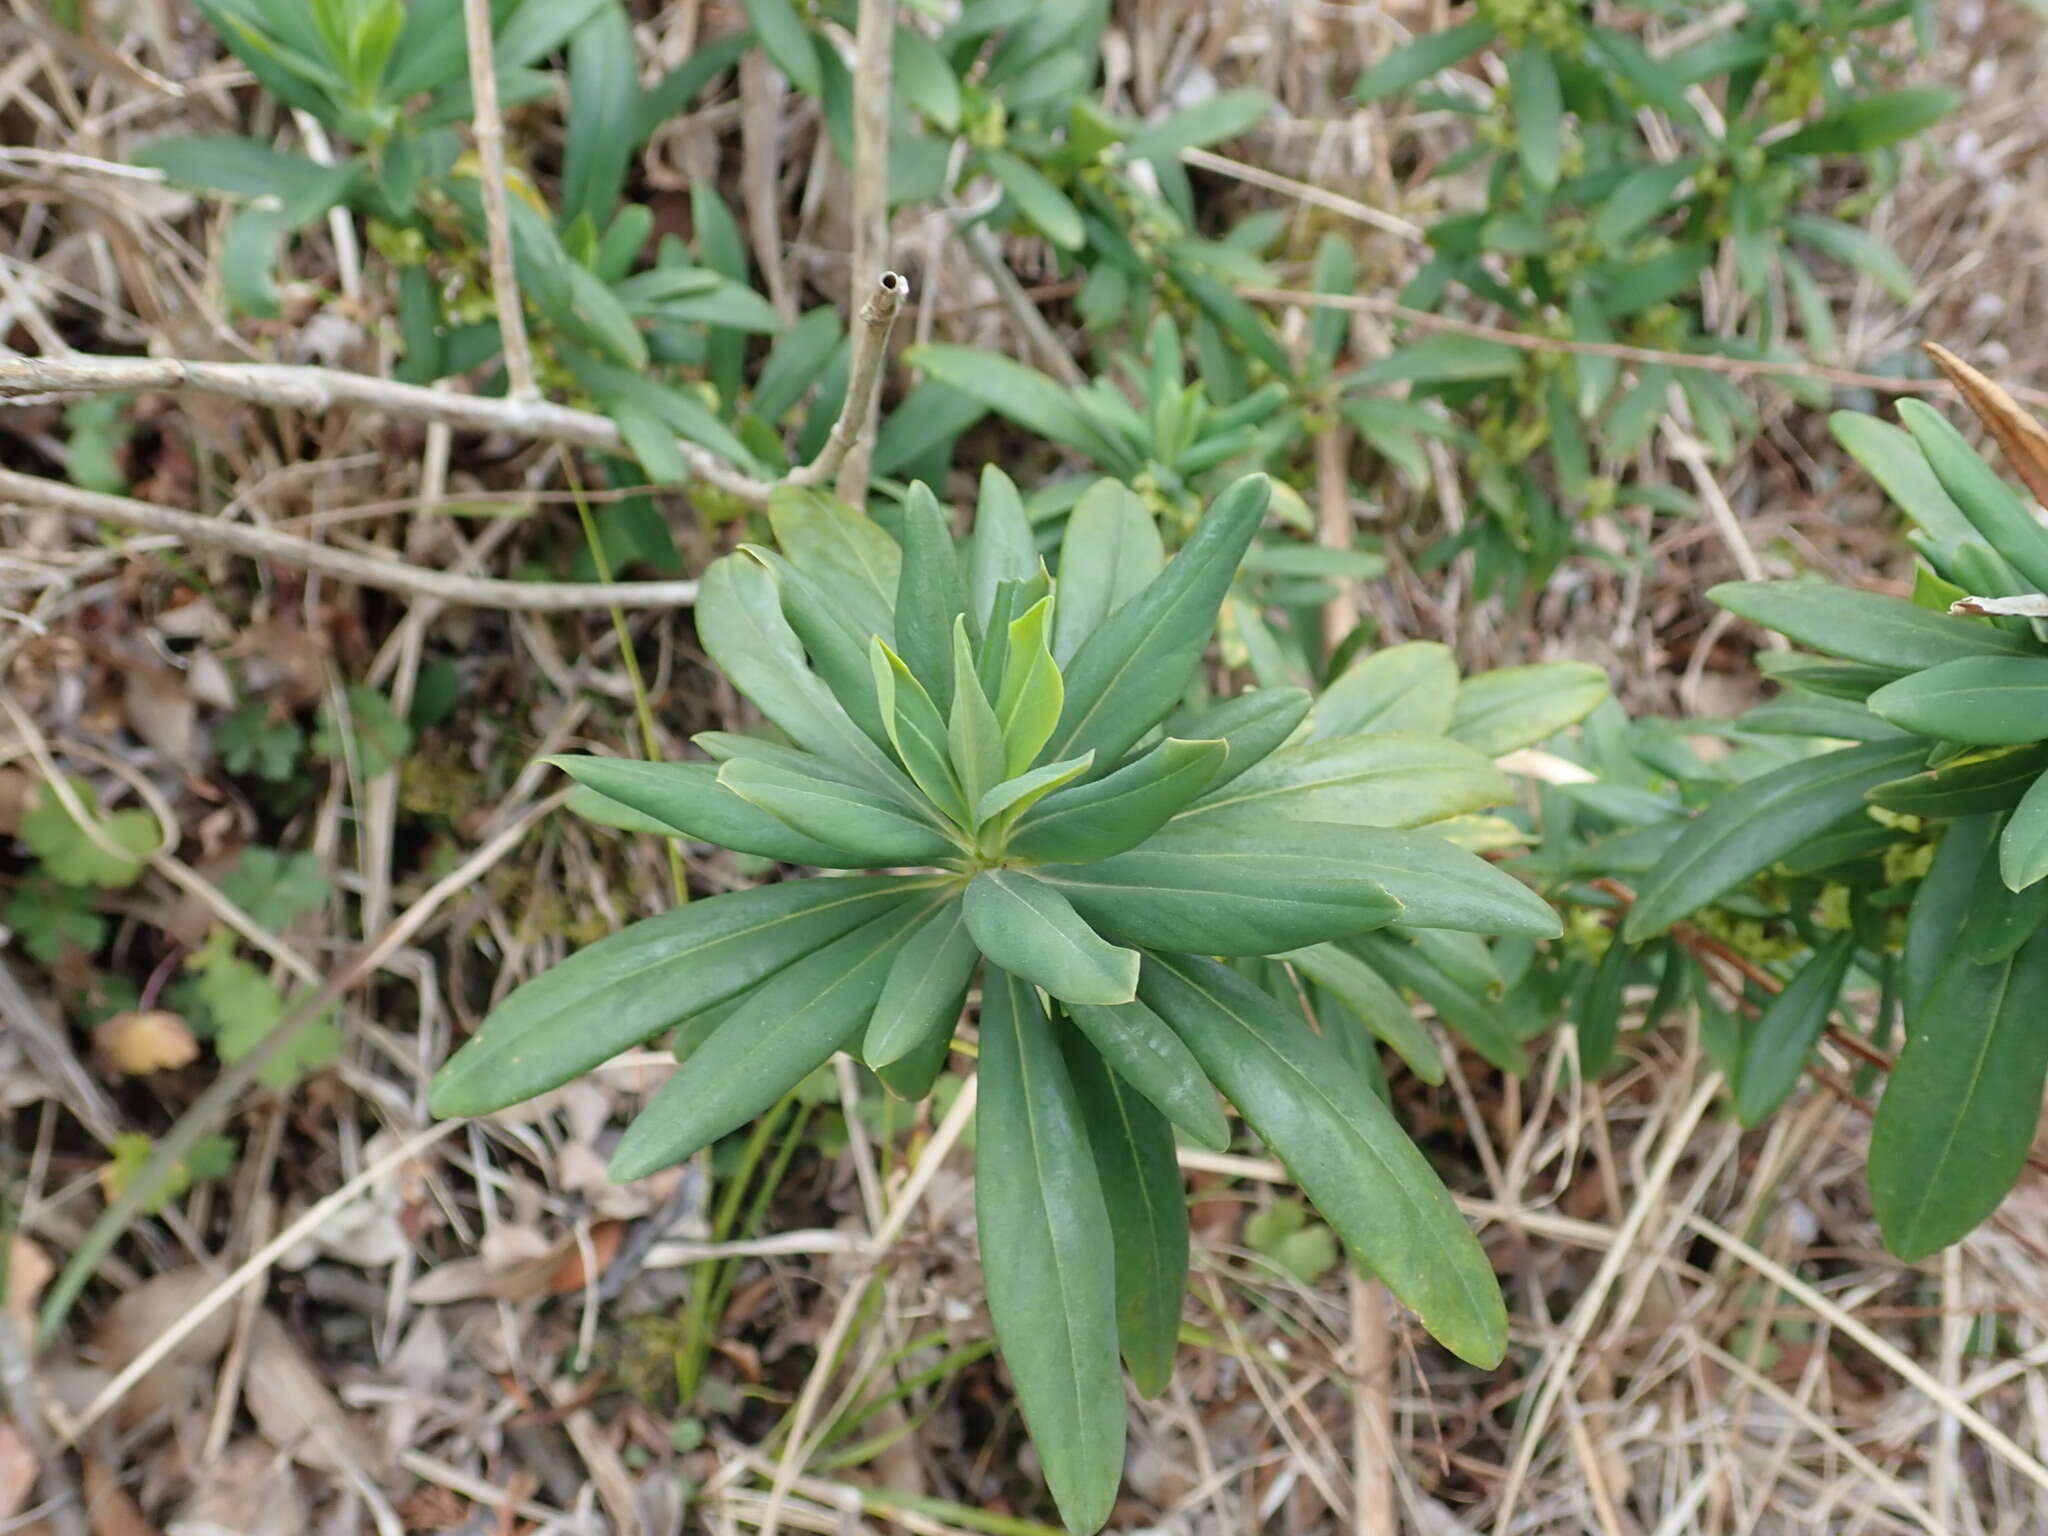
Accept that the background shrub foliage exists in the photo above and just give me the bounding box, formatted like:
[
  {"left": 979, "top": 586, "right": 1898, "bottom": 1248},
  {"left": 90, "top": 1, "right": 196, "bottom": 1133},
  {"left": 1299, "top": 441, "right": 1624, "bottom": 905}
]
[{"left": 75, "top": 0, "right": 2037, "bottom": 1526}]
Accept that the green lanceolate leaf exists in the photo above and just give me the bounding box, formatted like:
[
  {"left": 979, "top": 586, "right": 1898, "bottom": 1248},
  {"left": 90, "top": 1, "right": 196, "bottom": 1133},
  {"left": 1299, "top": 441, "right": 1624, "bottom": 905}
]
[
  {"left": 1899, "top": 401, "right": 2048, "bottom": 593},
  {"left": 977, "top": 754, "right": 1095, "bottom": 829},
  {"left": 1038, "top": 819, "right": 1403, "bottom": 955},
  {"left": 1868, "top": 928, "right": 2048, "bottom": 1261},
  {"left": 996, "top": 597, "right": 1063, "bottom": 775},
  {"left": 430, "top": 878, "right": 925, "bottom": 1116},
  {"left": 895, "top": 482, "right": 969, "bottom": 700},
  {"left": 1348, "top": 930, "right": 1529, "bottom": 1074},
  {"left": 1168, "top": 688, "right": 1310, "bottom": 791},
  {"left": 767, "top": 485, "right": 901, "bottom": 639},
  {"left": 1772, "top": 85, "right": 1959, "bottom": 157},
  {"left": 1052, "top": 479, "right": 1166, "bottom": 666},
  {"left": 1058, "top": 1027, "right": 1189, "bottom": 1398},
  {"left": 1831, "top": 412, "right": 1980, "bottom": 564},
  {"left": 741, "top": 0, "right": 821, "bottom": 93},
  {"left": 1575, "top": 932, "right": 1629, "bottom": 1078},
  {"left": 1506, "top": 44, "right": 1563, "bottom": 192},
  {"left": 983, "top": 148, "right": 1085, "bottom": 250},
  {"left": 2001, "top": 772, "right": 2048, "bottom": 891},
  {"left": 1868, "top": 656, "right": 2048, "bottom": 746},
  {"left": 695, "top": 554, "right": 905, "bottom": 792},
  {"left": 751, "top": 548, "right": 892, "bottom": 746},
  {"left": 948, "top": 618, "right": 1009, "bottom": 819},
  {"left": 1283, "top": 944, "right": 1442, "bottom": 1083},
  {"left": 1448, "top": 663, "right": 1610, "bottom": 755},
  {"left": 610, "top": 897, "right": 936, "bottom": 1179},
  {"left": 1710, "top": 582, "right": 2030, "bottom": 670},
  {"left": 1010, "top": 739, "right": 1228, "bottom": 863},
  {"left": 1180, "top": 732, "right": 1511, "bottom": 831},
  {"left": 1623, "top": 739, "right": 1928, "bottom": 941},
  {"left": 1048, "top": 474, "right": 1270, "bottom": 765},
  {"left": 1734, "top": 932, "right": 1857, "bottom": 1126},
  {"left": 870, "top": 639, "right": 970, "bottom": 825},
  {"left": 1867, "top": 742, "right": 2048, "bottom": 818},
  {"left": 719, "top": 758, "right": 958, "bottom": 865},
  {"left": 1905, "top": 814, "right": 1996, "bottom": 1015},
  {"left": 968, "top": 466, "right": 1038, "bottom": 636},
  {"left": 546, "top": 756, "right": 854, "bottom": 866},
  {"left": 976, "top": 968, "right": 1126, "bottom": 1535},
  {"left": 1354, "top": 17, "right": 1495, "bottom": 101},
  {"left": 1063, "top": 999, "right": 1230, "bottom": 1150},
  {"left": 863, "top": 897, "right": 978, "bottom": 1070},
  {"left": 1141, "top": 954, "right": 1506, "bottom": 1368},
  {"left": 1961, "top": 841, "right": 2048, "bottom": 964},
  {"left": 1313, "top": 642, "right": 1458, "bottom": 739},
  {"left": 964, "top": 870, "right": 1139, "bottom": 1006}
]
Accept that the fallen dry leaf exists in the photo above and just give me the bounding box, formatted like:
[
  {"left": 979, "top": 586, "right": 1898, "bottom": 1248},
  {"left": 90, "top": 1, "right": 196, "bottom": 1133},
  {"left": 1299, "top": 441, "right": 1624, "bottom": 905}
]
[
  {"left": 5, "top": 1236, "right": 52, "bottom": 1321},
  {"left": 547, "top": 1221, "right": 625, "bottom": 1295},
  {"left": 92, "top": 1270, "right": 234, "bottom": 1430},
  {"left": 0, "top": 1421, "right": 34, "bottom": 1521},
  {"left": 244, "top": 1316, "right": 387, "bottom": 1477},
  {"left": 94, "top": 1012, "right": 200, "bottom": 1076},
  {"left": 167, "top": 1439, "right": 305, "bottom": 1536},
  {"left": 82, "top": 1455, "right": 159, "bottom": 1536}
]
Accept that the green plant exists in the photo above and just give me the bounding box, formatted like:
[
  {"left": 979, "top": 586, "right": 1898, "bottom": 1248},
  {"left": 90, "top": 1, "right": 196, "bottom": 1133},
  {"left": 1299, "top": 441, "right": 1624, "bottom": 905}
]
[
  {"left": 429, "top": 470, "right": 1578, "bottom": 1532},
  {"left": 1354, "top": 0, "right": 1954, "bottom": 594},
  {"left": 1534, "top": 357, "right": 2048, "bottom": 1263}
]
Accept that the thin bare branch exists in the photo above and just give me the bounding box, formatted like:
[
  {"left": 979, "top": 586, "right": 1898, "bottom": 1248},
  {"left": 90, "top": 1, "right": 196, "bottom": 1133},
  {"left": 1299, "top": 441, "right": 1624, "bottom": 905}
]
[
  {"left": 837, "top": 0, "right": 896, "bottom": 505},
  {"left": 801, "top": 271, "right": 907, "bottom": 494},
  {"left": 461, "top": 0, "right": 538, "bottom": 400},
  {"left": 0, "top": 468, "right": 701, "bottom": 609}
]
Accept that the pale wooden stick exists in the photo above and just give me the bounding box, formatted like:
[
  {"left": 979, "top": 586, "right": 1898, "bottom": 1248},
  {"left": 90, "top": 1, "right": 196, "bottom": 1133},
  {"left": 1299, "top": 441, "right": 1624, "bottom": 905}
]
[
  {"left": 837, "top": 0, "right": 896, "bottom": 505},
  {"left": 461, "top": 0, "right": 537, "bottom": 400}
]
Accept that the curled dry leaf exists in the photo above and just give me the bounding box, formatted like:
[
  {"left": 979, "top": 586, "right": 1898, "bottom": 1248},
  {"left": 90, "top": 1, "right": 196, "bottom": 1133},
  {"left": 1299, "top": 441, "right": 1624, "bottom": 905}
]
[
  {"left": 1952, "top": 594, "right": 2048, "bottom": 617},
  {"left": 94, "top": 1011, "right": 201, "bottom": 1075},
  {"left": 244, "top": 1315, "right": 387, "bottom": 1477},
  {"left": 93, "top": 1269, "right": 235, "bottom": 1429},
  {"left": 4, "top": 1235, "right": 52, "bottom": 1321},
  {"left": 547, "top": 1221, "right": 625, "bottom": 1295},
  {"left": 1925, "top": 342, "right": 2048, "bottom": 511}
]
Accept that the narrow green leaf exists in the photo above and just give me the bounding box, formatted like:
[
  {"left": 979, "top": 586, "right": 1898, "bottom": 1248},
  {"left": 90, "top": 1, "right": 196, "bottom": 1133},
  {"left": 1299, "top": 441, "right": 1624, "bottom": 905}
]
[
  {"left": 1297, "top": 825, "right": 1560, "bottom": 937},
  {"left": 719, "top": 758, "right": 958, "bottom": 865},
  {"left": 1348, "top": 334, "right": 1521, "bottom": 389},
  {"left": 767, "top": 485, "right": 902, "bottom": 640},
  {"left": 1831, "top": 412, "right": 1979, "bottom": 561},
  {"left": 1283, "top": 944, "right": 1441, "bottom": 1083},
  {"left": 741, "top": 0, "right": 821, "bottom": 92},
  {"left": 1348, "top": 930, "right": 1528, "bottom": 1074},
  {"left": 967, "top": 465, "right": 1038, "bottom": 636},
  {"left": 1313, "top": 642, "right": 1458, "bottom": 739},
  {"left": 948, "top": 618, "right": 1008, "bottom": 818},
  {"left": 694, "top": 554, "right": 905, "bottom": 792},
  {"left": 1598, "top": 243, "right": 1711, "bottom": 320},
  {"left": 895, "top": 482, "right": 969, "bottom": 701},
  {"left": 870, "top": 638, "right": 969, "bottom": 826},
  {"left": 610, "top": 899, "right": 936, "bottom": 1179},
  {"left": 1142, "top": 954, "right": 1506, "bottom": 1368},
  {"left": 1049, "top": 474, "right": 1271, "bottom": 764},
  {"left": 1165, "top": 688, "right": 1310, "bottom": 791},
  {"left": 863, "top": 898, "right": 978, "bottom": 1069},
  {"left": 1591, "top": 160, "right": 1694, "bottom": 250},
  {"left": 1058, "top": 1027, "right": 1189, "bottom": 1397},
  {"left": 1181, "top": 732, "right": 1511, "bottom": 832},
  {"left": 1772, "top": 86, "right": 1958, "bottom": 157},
  {"left": 1010, "top": 738, "right": 1227, "bottom": 864},
  {"left": 1575, "top": 933, "right": 1629, "bottom": 1078},
  {"left": 909, "top": 346, "right": 1133, "bottom": 471},
  {"left": 749, "top": 548, "right": 892, "bottom": 747},
  {"left": 977, "top": 753, "right": 1094, "bottom": 829},
  {"left": 1898, "top": 400, "right": 2048, "bottom": 593},
  {"left": 1869, "top": 656, "right": 2048, "bottom": 745},
  {"left": 1867, "top": 743, "right": 2048, "bottom": 818},
  {"left": 2000, "top": 772, "right": 2048, "bottom": 892},
  {"left": 996, "top": 597, "right": 1063, "bottom": 775},
  {"left": 1734, "top": 933, "right": 1856, "bottom": 1126},
  {"left": 1448, "top": 663, "right": 1610, "bottom": 755},
  {"left": 1961, "top": 842, "right": 2048, "bottom": 963},
  {"left": 1122, "top": 86, "right": 1269, "bottom": 161},
  {"left": 891, "top": 26, "right": 962, "bottom": 129},
  {"left": 964, "top": 870, "right": 1139, "bottom": 1007},
  {"left": 983, "top": 149, "right": 1085, "bottom": 250},
  {"left": 976, "top": 968, "right": 1126, "bottom": 1534},
  {"left": 1906, "top": 814, "right": 1997, "bottom": 1015},
  {"left": 1052, "top": 480, "right": 1165, "bottom": 667},
  {"left": 546, "top": 755, "right": 855, "bottom": 866},
  {"left": 1623, "top": 740, "right": 1928, "bottom": 940},
  {"left": 1710, "top": 581, "right": 2030, "bottom": 669},
  {"left": 430, "top": 878, "right": 924, "bottom": 1115},
  {"left": 1506, "top": 45, "right": 1562, "bottom": 191},
  {"left": 561, "top": 1, "right": 637, "bottom": 231},
  {"left": 1353, "top": 18, "right": 1495, "bottom": 101},
  {"left": 752, "top": 306, "right": 843, "bottom": 422},
  {"left": 1063, "top": 999, "right": 1230, "bottom": 1151},
  {"left": 1868, "top": 928, "right": 2048, "bottom": 1260},
  {"left": 133, "top": 135, "right": 355, "bottom": 224},
  {"left": 1785, "top": 215, "right": 1916, "bottom": 305},
  {"left": 222, "top": 207, "right": 286, "bottom": 319},
  {"left": 1038, "top": 820, "right": 1404, "bottom": 955}
]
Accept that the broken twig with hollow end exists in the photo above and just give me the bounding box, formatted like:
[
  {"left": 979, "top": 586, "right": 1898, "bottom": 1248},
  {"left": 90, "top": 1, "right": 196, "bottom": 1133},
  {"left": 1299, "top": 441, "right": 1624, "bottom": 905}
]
[
  {"left": 0, "top": 469, "right": 701, "bottom": 609},
  {"left": 460, "top": 0, "right": 537, "bottom": 401},
  {"left": 837, "top": 0, "right": 896, "bottom": 506}
]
